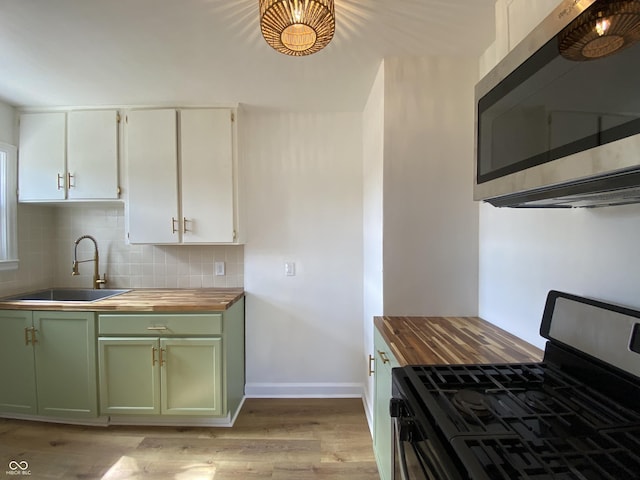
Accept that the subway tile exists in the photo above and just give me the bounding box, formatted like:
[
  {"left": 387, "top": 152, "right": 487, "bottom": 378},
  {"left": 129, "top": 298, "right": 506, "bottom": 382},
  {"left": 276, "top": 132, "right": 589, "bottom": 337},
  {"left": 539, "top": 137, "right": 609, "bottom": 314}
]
[{"left": 2, "top": 204, "right": 244, "bottom": 296}]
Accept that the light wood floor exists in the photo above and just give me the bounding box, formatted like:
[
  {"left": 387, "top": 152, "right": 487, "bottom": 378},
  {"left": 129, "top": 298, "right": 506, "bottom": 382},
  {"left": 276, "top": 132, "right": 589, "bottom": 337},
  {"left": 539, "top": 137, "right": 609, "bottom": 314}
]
[{"left": 0, "top": 398, "right": 380, "bottom": 479}]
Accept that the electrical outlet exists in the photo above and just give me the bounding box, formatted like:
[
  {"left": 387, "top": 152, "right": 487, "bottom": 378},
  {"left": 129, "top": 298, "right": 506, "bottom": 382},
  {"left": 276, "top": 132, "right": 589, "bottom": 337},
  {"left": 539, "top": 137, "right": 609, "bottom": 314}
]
[
  {"left": 214, "top": 261, "right": 225, "bottom": 276},
  {"left": 285, "top": 262, "right": 295, "bottom": 276}
]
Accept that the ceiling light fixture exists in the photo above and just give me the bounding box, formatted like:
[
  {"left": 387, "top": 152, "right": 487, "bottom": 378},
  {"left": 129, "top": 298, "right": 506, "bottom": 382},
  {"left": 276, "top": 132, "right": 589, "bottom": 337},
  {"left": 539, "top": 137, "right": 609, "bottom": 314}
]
[
  {"left": 559, "top": 0, "right": 640, "bottom": 61},
  {"left": 259, "top": 0, "right": 335, "bottom": 56}
]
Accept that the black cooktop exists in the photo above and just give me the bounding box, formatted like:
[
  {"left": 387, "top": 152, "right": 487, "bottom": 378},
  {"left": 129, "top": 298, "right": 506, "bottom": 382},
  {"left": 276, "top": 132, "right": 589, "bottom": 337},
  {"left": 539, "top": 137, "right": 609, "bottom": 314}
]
[{"left": 399, "top": 362, "right": 640, "bottom": 480}]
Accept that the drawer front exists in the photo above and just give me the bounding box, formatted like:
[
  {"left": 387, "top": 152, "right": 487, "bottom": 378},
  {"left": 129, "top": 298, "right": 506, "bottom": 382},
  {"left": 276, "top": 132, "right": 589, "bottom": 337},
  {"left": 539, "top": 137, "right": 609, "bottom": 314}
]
[{"left": 98, "top": 313, "right": 222, "bottom": 336}]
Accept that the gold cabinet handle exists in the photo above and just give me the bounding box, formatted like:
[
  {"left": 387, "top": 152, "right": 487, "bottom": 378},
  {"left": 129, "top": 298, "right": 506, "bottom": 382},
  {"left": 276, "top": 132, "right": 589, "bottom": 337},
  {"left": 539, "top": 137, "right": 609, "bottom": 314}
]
[
  {"left": 152, "top": 347, "right": 158, "bottom": 366},
  {"left": 171, "top": 217, "right": 178, "bottom": 234},
  {"left": 377, "top": 350, "right": 389, "bottom": 364},
  {"left": 67, "top": 172, "right": 75, "bottom": 189},
  {"left": 183, "top": 217, "right": 190, "bottom": 233},
  {"left": 146, "top": 326, "right": 168, "bottom": 331},
  {"left": 25, "top": 327, "right": 30, "bottom": 346},
  {"left": 30, "top": 327, "right": 38, "bottom": 345},
  {"left": 368, "top": 354, "right": 375, "bottom": 376},
  {"left": 57, "top": 173, "right": 64, "bottom": 190},
  {"left": 159, "top": 348, "right": 166, "bottom": 366}
]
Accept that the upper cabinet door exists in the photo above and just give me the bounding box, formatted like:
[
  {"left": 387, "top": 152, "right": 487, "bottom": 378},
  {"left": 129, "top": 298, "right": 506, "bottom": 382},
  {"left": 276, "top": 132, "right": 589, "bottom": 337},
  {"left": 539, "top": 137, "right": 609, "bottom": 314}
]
[
  {"left": 126, "top": 109, "right": 179, "bottom": 244},
  {"left": 67, "top": 110, "right": 119, "bottom": 200},
  {"left": 180, "top": 109, "right": 235, "bottom": 243},
  {"left": 18, "top": 112, "right": 66, "bottom": 201}
]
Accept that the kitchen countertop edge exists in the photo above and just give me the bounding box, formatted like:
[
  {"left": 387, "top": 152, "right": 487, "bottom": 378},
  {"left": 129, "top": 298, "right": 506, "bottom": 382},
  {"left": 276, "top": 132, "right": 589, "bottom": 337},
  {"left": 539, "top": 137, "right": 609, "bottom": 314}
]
[{"left": 0, "top": 288, "right": 245, "bottom": 312}]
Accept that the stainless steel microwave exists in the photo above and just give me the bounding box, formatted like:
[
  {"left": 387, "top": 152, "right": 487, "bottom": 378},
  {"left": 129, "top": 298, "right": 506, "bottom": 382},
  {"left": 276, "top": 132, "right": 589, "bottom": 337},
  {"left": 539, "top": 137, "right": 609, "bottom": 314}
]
[{"left": 475, "top": 0, "right": 640, "bottom": 208}]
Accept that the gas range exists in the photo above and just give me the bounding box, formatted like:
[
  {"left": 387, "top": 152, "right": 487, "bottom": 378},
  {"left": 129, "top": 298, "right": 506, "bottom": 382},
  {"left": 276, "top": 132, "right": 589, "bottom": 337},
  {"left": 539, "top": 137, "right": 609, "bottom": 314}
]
[{"left": 391, "top": 291, "right": 640, "bottom": 480}]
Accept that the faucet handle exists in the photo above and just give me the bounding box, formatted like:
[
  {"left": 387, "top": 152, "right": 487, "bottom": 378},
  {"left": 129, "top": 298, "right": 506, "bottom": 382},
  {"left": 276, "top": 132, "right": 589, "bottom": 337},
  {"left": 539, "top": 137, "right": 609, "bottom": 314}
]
[{"left": 96, "top": 273, "right": 108, "bottom": 288}]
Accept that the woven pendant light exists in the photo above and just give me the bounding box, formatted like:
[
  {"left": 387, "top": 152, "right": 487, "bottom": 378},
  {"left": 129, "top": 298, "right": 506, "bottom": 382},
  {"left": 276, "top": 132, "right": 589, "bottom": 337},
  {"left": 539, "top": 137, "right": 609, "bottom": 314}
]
[
  {"left": 259, "top": 0, "right": 335, "bottom": 56},
  {"left": 559, "top": 0, "right": 640, "bottom": 60}
]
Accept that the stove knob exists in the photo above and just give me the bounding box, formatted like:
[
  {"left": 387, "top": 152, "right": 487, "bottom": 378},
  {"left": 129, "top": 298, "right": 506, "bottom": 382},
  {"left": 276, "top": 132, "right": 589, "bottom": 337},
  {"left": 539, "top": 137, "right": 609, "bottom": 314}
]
[{"left": 389, "top": 397, "right": 404, "bottom": 418}]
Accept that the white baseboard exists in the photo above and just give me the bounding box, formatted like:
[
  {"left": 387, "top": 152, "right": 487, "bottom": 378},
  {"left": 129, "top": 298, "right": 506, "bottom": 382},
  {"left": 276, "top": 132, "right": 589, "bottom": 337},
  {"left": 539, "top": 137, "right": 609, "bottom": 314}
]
[
  {"left": 245, "top": 382, "right": 365, "bottom": 398},
  {"left": 362, "top": 390, "right": 374, "bottom": 436}
]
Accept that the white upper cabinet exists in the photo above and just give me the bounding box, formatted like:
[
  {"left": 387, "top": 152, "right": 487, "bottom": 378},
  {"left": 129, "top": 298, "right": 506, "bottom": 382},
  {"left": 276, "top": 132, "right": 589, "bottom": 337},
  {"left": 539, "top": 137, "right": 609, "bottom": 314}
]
[
  {"left": 18, "top": 110, "right": 120, "bottom": 202},
  {"left": 480, "top": 0, "right": 561, "bottom": 76},
  {"left": 180, "top": 109, "right": 235, "bottom": 244},
  {"left": 18, "top": 112, "right": 66, "bottom": 201},
  {"left": 125, "top": 108, "right": 238, "bottom": 245},
  {"left": 126, "top": 109, "right": 179, "bottom": 244},
  {"left": 67, "top": 110, "right": 119, "bottom": 200},
  {"left": 506, "top": 0, "right": 560, "bottom": 52}
]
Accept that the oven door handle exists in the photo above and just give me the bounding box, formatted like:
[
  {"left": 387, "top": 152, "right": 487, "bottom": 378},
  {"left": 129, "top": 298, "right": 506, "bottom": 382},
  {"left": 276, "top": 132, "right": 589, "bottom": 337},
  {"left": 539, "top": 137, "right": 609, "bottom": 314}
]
[
  {"left": 394, "top": 415, "right": 454, "bottom": 480},
  {"left": 394, "top": 418, "right": 413, "bottom": 480}
]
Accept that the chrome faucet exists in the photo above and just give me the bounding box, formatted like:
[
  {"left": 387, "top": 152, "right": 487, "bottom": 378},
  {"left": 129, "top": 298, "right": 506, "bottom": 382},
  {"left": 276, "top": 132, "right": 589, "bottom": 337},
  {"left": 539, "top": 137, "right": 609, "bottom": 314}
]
[{"left": 72, "top": 235, "right": 107, "bottom": 289}]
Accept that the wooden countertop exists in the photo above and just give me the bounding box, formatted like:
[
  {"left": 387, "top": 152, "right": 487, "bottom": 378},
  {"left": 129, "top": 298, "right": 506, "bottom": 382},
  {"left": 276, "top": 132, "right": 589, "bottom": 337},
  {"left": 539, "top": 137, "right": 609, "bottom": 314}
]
[
  {"left": 0, "top": 288, "right": 244, "bottom": 312},
  {"left": 375, "top": 315, "right": 543, "bottom": 366}
]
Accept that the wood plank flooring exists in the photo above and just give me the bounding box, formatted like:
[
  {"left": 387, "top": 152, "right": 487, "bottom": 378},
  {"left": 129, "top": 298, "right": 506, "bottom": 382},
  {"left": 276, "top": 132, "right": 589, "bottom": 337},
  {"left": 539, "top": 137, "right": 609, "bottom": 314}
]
[{"left": 0, "top": 398, "right": 380, "bottom": 480}]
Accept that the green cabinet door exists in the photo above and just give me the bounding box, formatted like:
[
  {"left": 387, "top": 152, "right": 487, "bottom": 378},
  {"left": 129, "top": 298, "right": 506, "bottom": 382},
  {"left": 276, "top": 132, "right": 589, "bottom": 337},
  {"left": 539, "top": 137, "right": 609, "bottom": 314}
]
[
  {"left": 98, "top": 337, "right": 160, "bottom": 415},
  {"left": 33, "top": 311, "right": 97, "bottom": 418},
  {"left": 161, "top": 338, "right": 223, "bottom": 416},
  {"left": 373, "top": 328, "right": 399, "bottom": 480},
  {"left": 0, "top": 310, "right": 36, "bottom": 415}
]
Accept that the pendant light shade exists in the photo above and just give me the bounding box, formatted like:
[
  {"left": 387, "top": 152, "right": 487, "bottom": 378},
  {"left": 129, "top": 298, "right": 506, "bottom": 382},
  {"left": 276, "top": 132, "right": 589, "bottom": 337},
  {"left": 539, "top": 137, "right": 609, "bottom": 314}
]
[
  {"left": 259, "top": 0, "right": 335, "bottom": 56},
  {"left": 559, "top": 0, "right": 640, "bottom": 61}
]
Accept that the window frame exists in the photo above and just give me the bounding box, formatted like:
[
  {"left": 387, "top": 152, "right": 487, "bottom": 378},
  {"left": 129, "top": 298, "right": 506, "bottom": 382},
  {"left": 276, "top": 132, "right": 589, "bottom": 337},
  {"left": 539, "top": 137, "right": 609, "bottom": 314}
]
[{"left": 0, "top": 141, "right": 18, "bottom": 271}]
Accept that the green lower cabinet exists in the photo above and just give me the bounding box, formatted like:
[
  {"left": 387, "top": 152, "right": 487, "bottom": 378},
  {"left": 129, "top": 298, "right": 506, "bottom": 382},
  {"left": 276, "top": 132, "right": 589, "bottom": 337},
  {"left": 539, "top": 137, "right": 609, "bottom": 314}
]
[
  {"left": 33, "top": 311, "right": 98, "bottom": 418},
  {"left": 373, "top": 328, "right": 400, "bottom": 480},
  {"left": 98, "top": 337, "right": 223, "bottom": 416},
  {"left": 99, "top": 337, "right": 161, "bottom": 414},
  {"left": 97, "top": 298, "right": 245, "bottom": 421},
  {"left": 0, "top": 311, "right": 37, "bottom": 415},
  {"left": 0, "top": 310, "right": 98, "bottom": 419},
  {"left": 161, "top": 338, "right": 222, "bottom": 415}
]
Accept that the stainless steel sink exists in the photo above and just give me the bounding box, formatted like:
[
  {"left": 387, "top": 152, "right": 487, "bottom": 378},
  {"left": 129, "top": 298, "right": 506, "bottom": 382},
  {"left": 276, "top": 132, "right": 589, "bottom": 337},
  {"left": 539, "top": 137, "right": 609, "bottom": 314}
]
[{"left": 2, "top": 288, "right": 130, "bottom": 302}]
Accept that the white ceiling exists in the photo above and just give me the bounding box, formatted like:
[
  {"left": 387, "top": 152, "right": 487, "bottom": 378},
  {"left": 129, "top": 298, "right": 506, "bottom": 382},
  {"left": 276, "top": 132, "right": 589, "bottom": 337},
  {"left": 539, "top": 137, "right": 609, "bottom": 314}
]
[{"left": 0, "top": 0, "right": 496, "bottom": 112}]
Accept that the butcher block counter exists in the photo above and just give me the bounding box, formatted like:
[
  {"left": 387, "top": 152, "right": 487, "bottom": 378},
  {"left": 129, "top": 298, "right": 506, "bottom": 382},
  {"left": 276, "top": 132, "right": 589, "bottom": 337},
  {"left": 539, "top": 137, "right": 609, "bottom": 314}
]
[
  {"left": 375, "top": 315, "right": 543, "bottom": 366},
  {"left": 0, "top": 288, "right": 244, "bottom": 312}
]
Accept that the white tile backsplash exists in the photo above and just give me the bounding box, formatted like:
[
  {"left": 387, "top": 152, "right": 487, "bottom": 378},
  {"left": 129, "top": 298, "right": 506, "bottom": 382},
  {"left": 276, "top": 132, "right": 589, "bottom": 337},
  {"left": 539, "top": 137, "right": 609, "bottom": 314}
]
[
  {"left": 0, "top": 204, "right": 55, "bottom": 296},
  {"left": 0, "top": 204, "right": 243, "bottom": 297},
  {"left": 53, "top": 205, "right": 244, "bottom": 289}
]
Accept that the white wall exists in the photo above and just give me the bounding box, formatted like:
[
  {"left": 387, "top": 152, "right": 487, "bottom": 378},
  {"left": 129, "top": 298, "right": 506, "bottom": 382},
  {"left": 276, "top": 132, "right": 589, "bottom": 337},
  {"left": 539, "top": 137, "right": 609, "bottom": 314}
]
[
  {"left": 382, "top": 57, "right": 479, "bottom": 316},
  {"left": 480, "top": 204, "right": 640, "bottom": 349},
  {"left": 0, "top": 101, "right": 16, "bottom": 145},
  {"left": 362, "top": 62, "right": 385, "bottom": 415},
  {"left": 241, "top": 109, "right": 364, "bottom": 397},
  {"left": 478, "top": 0, "right": 640, "bottom": 348},
  {"left": 360, "top": 57, "right": 480, "bottom": 426}
]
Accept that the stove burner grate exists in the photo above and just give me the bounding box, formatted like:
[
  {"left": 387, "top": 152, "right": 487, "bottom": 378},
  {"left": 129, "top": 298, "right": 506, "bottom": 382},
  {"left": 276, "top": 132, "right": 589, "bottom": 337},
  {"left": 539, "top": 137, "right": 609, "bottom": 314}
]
[
  {"left": 451, "top": 389, "right": 494, "bottom": 423},
  {"left": 403, "top": 362, "right": 640, "bottom": 479},
  {"left": 519, "top": 390, "right": 555, "bottom": 411}
]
